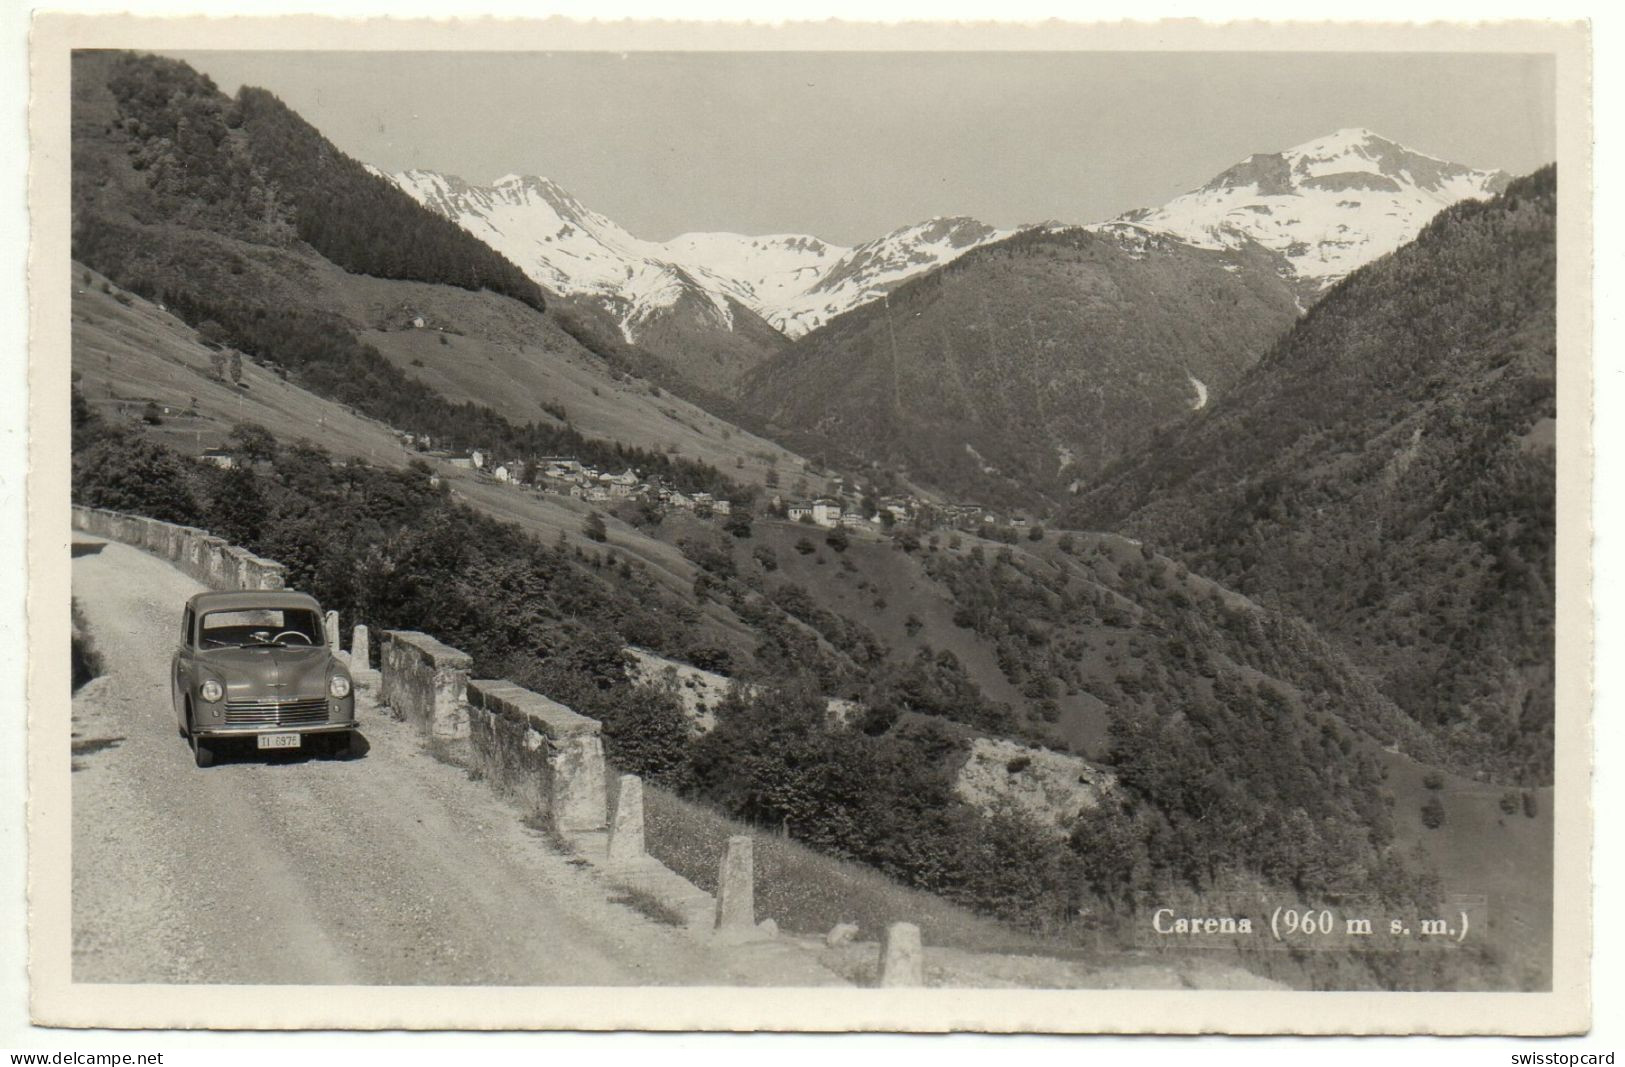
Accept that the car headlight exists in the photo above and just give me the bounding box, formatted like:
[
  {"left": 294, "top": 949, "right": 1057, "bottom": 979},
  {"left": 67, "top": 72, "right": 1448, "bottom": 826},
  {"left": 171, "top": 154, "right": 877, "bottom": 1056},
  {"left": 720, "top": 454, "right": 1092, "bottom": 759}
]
[
  {"left": 328, "top": 674, "right": 352, "bottom": 699},
  {"left": 200, "top": 679, "right": 224, "bottom": 703}
]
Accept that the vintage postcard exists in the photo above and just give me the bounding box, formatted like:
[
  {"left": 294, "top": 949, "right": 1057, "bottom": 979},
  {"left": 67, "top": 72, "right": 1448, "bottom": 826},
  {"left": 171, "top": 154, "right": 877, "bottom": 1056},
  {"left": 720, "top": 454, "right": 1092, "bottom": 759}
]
[{"left": 24, "top": 14, "right": 1592, "bottom": 1034}]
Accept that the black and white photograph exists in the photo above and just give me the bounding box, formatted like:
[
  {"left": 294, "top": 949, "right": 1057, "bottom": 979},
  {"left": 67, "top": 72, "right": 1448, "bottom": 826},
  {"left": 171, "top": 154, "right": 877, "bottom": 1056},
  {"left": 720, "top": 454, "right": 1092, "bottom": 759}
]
[{"left": 18, "top": 13, "right": 1594, "bottom": 1037}]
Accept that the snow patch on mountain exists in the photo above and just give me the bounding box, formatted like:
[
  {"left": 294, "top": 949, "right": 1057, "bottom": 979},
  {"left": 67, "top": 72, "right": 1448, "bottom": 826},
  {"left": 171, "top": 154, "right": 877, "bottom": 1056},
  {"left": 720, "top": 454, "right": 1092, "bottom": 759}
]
[
  {"left": 770, "top": 216, "right": 1013, "bottom": 336},
  {"left": 381, "top": 169, "right": 1008, "bottom": 342},
  {"left": 1097, "top": 128, "right": 1510, "bottom": 292}
]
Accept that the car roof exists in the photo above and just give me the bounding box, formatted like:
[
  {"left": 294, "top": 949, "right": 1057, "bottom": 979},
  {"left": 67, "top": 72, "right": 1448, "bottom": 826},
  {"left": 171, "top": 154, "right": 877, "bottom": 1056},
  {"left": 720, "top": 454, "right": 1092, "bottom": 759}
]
[{"left": 186, "top": 590, "right": 323, "bottom": 614}]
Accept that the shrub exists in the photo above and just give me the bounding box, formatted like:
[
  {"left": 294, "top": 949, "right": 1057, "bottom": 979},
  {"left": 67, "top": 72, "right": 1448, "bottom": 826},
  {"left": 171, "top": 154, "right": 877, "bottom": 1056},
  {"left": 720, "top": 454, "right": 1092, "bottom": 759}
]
[
  {"left": 794, "top": 537, "right": 816, "bottom": 555},
  {"left": 583, "top": 511, "right": 608, "bottom": 543},
  {"left": 1420, "top": 795, "right": 1446, "bottom": 829},
  {"left": 1422, "top": 771, "right": 1444, "bottom": 790}
]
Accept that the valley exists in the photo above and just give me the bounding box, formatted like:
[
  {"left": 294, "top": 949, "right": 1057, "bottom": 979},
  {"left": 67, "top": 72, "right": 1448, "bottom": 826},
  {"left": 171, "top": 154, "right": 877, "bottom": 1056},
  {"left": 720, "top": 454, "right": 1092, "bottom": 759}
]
[{"left": 63, "top": 49, "right": 1558, "bottom": 992}]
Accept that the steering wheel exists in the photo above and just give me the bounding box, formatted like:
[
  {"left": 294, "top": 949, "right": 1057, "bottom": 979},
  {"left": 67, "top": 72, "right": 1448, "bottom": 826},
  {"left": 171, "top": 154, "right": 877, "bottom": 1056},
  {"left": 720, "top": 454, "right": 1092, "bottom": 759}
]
[{"left": 271, "top": 630, "right": 315, "bottom": 646}]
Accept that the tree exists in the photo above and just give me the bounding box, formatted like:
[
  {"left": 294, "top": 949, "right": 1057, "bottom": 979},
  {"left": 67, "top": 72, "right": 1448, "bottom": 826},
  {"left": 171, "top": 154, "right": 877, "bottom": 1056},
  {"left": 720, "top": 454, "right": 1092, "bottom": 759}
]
[
  {"left": 1420, "top": 795, "right": 1446, "bottom": 829},
  {"left": 723, "top": 506, "right": 754, "bottom": 539},
  {"left": 228, "top": 422, "right": 278, "bottom": 464},
  {"left": 209, "top": 465, "right": 265, "bottom": 545},
  {"left": 825, "top": 529, "right": 849, "bottom": 552},
  {"left": 583, "top": 511, "right": 608, "bottom": 543},
  {"left": 595, "top": 683, "right": 694, "bottom": 787},
  {"left": 72, "top": 436, "right": 202, "bottom": 525}
]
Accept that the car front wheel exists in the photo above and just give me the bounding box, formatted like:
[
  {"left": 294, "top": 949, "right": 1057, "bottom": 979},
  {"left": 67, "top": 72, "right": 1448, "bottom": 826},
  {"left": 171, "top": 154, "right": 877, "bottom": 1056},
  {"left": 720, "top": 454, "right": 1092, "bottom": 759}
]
[{"left": 190, "top": 722, "right": 215, "bottom": 768}]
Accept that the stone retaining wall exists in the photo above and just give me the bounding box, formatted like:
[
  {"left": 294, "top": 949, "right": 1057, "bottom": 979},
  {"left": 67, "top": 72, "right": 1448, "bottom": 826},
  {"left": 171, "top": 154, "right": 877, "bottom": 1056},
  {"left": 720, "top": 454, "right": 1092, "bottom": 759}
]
[
  {"left": 464, "top": 679, "right": 607, "bottom": 832},
  {"left": 71, "top": 505, "right": 287, "bottom": 591},
  {"left": 379, "top": 630, "right": 472, "bottom": 740}
]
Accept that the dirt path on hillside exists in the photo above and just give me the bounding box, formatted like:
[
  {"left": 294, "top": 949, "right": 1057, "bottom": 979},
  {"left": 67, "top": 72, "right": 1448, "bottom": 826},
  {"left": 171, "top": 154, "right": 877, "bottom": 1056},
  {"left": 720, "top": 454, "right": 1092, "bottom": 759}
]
[{"left": 68, "top": 535, "right": 838, "bottom": 986}]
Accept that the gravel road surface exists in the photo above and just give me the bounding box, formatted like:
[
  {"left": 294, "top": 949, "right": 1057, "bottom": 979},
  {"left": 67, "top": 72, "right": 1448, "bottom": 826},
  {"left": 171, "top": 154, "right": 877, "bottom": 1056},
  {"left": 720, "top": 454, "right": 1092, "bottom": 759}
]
[{"left": 70, "top": 534, "right": 835, "bottom": 986}]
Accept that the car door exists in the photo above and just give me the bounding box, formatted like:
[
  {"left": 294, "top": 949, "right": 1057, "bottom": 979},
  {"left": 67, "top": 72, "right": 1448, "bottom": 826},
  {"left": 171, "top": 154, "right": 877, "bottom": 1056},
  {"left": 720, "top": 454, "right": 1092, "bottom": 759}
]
[{"left": 172, "top": 605, "right": 193, "bottom": 728}]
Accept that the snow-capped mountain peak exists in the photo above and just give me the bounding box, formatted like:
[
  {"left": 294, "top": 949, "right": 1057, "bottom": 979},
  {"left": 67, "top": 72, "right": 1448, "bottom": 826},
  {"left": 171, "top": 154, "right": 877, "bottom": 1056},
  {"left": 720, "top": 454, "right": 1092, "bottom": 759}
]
[
  {"left": 1102, "top": 128, "right": 1511, "bottom": 292},
  {"left": 379, "top": 168, "right": 1011, "bottom": 341}
]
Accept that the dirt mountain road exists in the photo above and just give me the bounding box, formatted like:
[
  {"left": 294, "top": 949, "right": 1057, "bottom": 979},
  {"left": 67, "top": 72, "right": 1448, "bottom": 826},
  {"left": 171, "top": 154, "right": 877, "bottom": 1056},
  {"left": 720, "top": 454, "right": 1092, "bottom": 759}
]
[{"left": 69, "top": 534, "right": 836, "bottom": 986}]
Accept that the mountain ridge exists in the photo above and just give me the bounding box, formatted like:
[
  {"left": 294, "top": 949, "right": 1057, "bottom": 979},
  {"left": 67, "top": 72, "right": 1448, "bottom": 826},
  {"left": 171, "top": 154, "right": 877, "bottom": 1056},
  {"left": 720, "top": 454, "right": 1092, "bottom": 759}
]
[
  {"left": 1095, "top": 127, "right": 1511, "bottom": 297},
  {"left": 381, "top": 165, "right": 1016, "bottom": 342}
]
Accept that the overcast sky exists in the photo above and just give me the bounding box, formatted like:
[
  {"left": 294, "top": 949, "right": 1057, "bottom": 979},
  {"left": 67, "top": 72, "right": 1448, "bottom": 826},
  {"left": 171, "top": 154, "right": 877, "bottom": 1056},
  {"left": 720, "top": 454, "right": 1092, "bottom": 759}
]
[{"left": 166, "top": 50, "right": 1556, "bottom": 246}]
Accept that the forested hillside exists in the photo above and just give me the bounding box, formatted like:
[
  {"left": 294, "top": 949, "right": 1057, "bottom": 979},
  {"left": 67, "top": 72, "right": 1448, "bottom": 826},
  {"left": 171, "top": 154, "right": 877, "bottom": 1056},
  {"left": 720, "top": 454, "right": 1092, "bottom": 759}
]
[
  {"left": 739, "top": 226, "right": 1301, "bottom": 506},
  {"left": 70, "top": 50, "right": 750, "bottom": 498},
  {"left": 1073, "top": 167, "right": 1557, "bottom": 785}
]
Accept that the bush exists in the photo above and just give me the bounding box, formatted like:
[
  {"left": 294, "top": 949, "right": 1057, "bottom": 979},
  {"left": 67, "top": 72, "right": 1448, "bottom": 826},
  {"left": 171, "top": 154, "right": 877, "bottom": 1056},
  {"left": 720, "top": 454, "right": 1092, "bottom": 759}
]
[
  {"left": 1420, "top": 795, "right": 1446, "bottom": 829},
  {"left": 794, "top": 537, "right": 816, "bottom": 556},
  {"left": 582, "top": 510, "right": 608, "bottom": 543},
  {"left": 1422, "top": 771, "right": 1445, "bottom": 790},
  {"left": 596, "top": 683, "right": 693, "bottom": 787},
  {"left": 72, "top": 435, "right": 202, "bottom": 525},
  {"left": 1522, "top": 792, "right": 1539, "bottom": 818}
]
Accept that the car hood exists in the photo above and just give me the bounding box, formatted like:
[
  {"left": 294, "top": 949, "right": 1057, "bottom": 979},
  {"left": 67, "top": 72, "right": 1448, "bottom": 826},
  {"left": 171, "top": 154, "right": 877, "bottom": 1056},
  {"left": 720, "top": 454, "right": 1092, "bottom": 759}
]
[{"left": 195, "top": 645, "right": 337, "bottom": 700}]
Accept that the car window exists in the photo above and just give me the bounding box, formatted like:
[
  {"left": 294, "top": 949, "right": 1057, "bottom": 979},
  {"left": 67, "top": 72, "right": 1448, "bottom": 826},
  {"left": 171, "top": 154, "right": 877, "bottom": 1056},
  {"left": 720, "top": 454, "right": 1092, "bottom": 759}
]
[{"left": 199, "top": 608, "right": 323, "bottom": 648}]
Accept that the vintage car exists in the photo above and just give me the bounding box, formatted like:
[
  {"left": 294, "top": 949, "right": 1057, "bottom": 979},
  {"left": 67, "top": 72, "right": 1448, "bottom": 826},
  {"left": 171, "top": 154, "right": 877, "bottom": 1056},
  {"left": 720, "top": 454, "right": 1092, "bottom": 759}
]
[{"left": 171, "top": 590, "right": 357, "bottom": 767}]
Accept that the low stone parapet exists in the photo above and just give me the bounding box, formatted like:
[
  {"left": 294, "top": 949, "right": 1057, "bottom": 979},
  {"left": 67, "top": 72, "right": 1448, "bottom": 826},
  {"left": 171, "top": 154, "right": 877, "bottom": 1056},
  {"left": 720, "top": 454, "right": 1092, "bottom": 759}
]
[
  {"left": 464, "top": 678, "right": 606, "bottom": 832},
  {"left": 379, "top": 630, "right": 472, "bottom": 739},
  {"left": 71, "top": 505, "right": 286, "bottom": 590}
]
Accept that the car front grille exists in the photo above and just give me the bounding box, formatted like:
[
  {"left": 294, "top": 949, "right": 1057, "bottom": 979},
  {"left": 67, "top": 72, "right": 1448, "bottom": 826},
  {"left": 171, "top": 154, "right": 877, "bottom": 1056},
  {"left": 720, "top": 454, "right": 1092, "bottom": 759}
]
[{"left": 221, "top": 697, "right": 330, "bottom": 728}]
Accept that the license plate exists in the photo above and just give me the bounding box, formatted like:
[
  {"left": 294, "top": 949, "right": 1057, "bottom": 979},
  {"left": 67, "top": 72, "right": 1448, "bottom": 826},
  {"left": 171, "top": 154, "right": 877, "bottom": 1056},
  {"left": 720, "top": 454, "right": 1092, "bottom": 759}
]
[{"left": 257, "top": 733, "right": 301, "bottom": 750}]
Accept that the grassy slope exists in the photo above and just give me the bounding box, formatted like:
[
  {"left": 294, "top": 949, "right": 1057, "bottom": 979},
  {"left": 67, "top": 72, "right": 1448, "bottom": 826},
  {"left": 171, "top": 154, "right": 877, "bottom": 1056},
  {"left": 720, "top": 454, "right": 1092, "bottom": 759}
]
[
  {"left": 324, "top": 271, "right": 809, "bottom": 491},
  {"left": 1377, "top": 747, "right": 1553, "bottom": 989},
  {"left": 74, "top": 265, "right": 407, "bottom": 465}
]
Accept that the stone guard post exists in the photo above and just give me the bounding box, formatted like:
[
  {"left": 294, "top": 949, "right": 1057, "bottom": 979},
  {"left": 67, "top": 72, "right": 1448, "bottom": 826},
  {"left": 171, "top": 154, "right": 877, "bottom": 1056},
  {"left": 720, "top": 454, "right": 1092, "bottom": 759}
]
[
  {"left": 716, "top": 836, "right": 755, "bottom": 932},
  {"left": 607, "top": 774, "right": 645, "bottom": 862}
]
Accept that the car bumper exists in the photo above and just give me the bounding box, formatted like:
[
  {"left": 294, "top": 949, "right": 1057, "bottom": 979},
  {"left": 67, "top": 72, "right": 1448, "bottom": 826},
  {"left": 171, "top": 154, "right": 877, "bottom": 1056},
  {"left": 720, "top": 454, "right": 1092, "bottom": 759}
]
[{"left": 193, "top": 722, "right": 358, "bottom": 740}]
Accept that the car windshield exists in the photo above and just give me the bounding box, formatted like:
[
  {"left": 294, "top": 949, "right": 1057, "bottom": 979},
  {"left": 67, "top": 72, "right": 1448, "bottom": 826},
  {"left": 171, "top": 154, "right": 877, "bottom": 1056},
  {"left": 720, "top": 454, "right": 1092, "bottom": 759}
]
[{"left": 199, "top": 608, "right": 324, "bottom": 648}]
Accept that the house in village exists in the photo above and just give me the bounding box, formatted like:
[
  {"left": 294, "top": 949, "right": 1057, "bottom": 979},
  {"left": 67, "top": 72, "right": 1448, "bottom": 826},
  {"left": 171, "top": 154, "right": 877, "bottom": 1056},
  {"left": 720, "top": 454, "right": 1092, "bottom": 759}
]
[
  {"left": 812, "top": 499, "right": 844, "bottom": 528},
  {"left": 604, "top": 469, "right": 639, "bottom": 498},
  {"left": 787, "top": 501, "right": 813, "bottom": 523},
  {"left": 199, "top": 449, "right": 236, "bottom": 470},
  {"left": 712, "top": 499, "right": 732, "bottom": 517},
  {"left": 469, "top": 449, "right": 488, "bottom": 470},
  {"left": 491, "top": 464, "right": 514, "bottom": 484},
  {"left": 443, "top": 451, "right": 476, "bottom": 470}
]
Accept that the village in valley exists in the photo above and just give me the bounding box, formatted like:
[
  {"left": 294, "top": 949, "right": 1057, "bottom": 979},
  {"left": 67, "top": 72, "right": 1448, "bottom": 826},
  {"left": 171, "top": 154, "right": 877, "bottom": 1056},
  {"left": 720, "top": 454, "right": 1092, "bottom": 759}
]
[{"left": 363, "top": 429, "right": 1037, "bottom": 541}]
